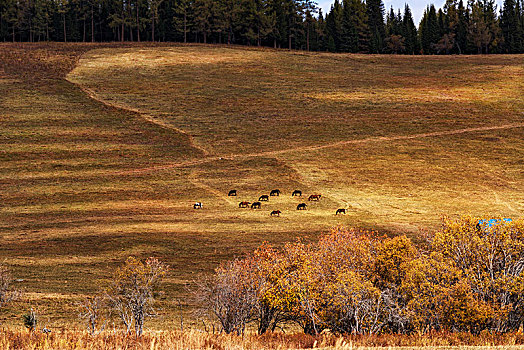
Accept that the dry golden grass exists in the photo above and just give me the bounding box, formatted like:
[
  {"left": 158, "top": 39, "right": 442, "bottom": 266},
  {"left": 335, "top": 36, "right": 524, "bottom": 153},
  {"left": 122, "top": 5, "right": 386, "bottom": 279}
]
[
  {"left": 2, "top": 328, "right": 524, "bottom": 350},
  {"left": 0, "top": 43, "right": 523, "bottom": 331}
]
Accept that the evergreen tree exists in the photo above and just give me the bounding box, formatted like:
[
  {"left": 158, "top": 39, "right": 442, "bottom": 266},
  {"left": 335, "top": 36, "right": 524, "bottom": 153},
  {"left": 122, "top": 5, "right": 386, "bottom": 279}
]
[
  {"left": 402, "top": 4, "right": 419, "bottom": 54},
  {"left": 500, "top": 0, "right": 519, "bottom": 52},
  {"left": 420, "top": 5, "right": 440, "bottom": 53},
  {"left": 366, "top": 0, "right": 385, "bottom": 52},
  {"left": 325, "top": 0, "right": 342, "bottom": 51},
  {"left": 193, "top": 0, "right": 212, "bottom": 43},
  {"left": 173, "top": 0, "right": 192, "bottom": 43}
]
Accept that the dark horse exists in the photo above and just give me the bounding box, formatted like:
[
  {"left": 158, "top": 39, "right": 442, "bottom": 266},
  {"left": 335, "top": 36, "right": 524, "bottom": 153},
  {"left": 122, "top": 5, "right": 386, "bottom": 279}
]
[
  {"left": 193, "top": 202, "right": 202, "bottom": 209},
  {"left": 239, "top": 201, "right": 250, "bottom": 208},
  {"left": 259, "top": 195, "right": 269, "bottom": 201},
  {"left": 308, "top": 194, "right": 321, "bottom": 201},
  {"left": 270, "top": 210, "right": 281, "bottom": 217},
  {"left": 251, "top": 202, "right": 261, "bottom": 209},
  {"left": 270, "top": 189, "right": 281, "bottom": 196},
  {"left": 228, "top": 190, "right": 237, "bottom": 196},
  {"left": 336, "top": 208, "right": 346, "bottom": 215},
  {"left": 297, "top": 203, "right": 307, "bottom": 210},
  {"left": 292, "top": 190, "right": 302, "bottom": 197}
]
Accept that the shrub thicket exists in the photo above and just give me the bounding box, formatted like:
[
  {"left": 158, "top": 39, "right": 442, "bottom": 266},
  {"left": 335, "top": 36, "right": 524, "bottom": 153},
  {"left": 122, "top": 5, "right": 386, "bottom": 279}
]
[{"left": 197, "top": 216, "right": 524, "bottom": 335}]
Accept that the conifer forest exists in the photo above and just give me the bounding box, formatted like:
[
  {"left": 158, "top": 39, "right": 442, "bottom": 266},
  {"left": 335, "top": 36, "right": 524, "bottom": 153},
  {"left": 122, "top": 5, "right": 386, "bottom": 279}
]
[{"left": 1, "top": 0, "right": 524, "bottom": 54}]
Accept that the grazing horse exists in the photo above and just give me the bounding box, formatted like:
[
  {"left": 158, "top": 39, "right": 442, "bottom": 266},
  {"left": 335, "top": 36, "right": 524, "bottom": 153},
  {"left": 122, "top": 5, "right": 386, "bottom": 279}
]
[
  {"left": 336, "top": 208, "right": 346, "bottom": 215},
  {"left": 251, "top": 202, "right": 262, "bottom": 209},
  {"left": 193, "top": 202, "right": 203, "bottom": 209},
  {"left": 270, "top": 189, "right": 281, "bottom": 196},
  {"left": 292, "top": 190, "right": 302, "bottom": 197},
  {"left": 239, "top": 201, "right": 250, "bottom": 208},
  {"left": 270, "top": 210, "right": 281, "bottom": 217},
  {"left": 259, "top": 195, "right": 269, "bottom": 201},
  {"left": 297, "top": 203, "right": 307, "bottom": 210},
  {"left": 228, "top": 190, "right": 237, "bottom": 196},
  {"left": 308, "top": 194, "right": 322, "bottom": 201}
]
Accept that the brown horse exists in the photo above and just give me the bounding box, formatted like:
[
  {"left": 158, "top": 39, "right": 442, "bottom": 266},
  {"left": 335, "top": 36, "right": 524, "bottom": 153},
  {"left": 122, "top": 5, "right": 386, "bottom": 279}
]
[
  {"left": 259, "top": 195, "right": 269, "bottom": 201},
  {"left": 297, "top": 203, "right": 307, "bottom": 210},
  {"left": 308, "top": 194, "right": 322, "bottom": 201},
  {"left": 336, "top": 208, "right": 346, "bottom": 215},
  {"left": 239, "top": 201, "right": 250, "bottom": 208},
  {"left": 292, "top": 190, "right": 302, "bottom": 197},
  {"left": 270, "top": 189, "right": 281, "bottom": 196},
  {"left": 228, "top": 190, "right": 237, "bottom": 196},
  {"left": 251, "top": 202, "right": 261, "bottom": 209},
  {"left": 270, "top": 210, "right": 281, "bottom": 217}
]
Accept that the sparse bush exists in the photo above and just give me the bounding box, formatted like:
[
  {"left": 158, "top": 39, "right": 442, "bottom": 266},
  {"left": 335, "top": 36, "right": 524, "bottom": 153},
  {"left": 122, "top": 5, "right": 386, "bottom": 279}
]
[
  {"left": 0, "top": 264, "right": 21, "bottom": 311},
  {"left": 79, "top": 295, "right": 108, "bottom": 335},
  {"left": 106, "top": 257, "right": 168, "bottom": 336}
]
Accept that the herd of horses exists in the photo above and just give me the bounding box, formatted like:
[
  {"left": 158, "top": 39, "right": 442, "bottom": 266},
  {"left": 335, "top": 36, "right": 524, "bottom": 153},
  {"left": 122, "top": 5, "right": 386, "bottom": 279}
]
[
  {"left": 226, "top": 189, "right": 347, "bottom": 216},
  {"left": 193, "top": 189, "right": 347, "bottom": 216}
]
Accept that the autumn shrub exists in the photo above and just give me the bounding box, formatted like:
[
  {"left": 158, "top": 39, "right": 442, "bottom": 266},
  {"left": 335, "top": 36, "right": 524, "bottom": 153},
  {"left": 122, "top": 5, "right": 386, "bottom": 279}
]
[
  {"left": 198, "top": 217, "right": 524, "bottom": 336},
  {"left": 105, "top": 257, "right": 168, "bottom": 336}
]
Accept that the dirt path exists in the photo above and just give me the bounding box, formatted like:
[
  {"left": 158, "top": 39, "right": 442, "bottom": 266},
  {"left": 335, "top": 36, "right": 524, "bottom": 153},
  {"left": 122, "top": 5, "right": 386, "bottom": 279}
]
[
  {"left": 66, "top": 80, "right": 210, "bottom": 156},
  {"left": 67, "top": 74, "right": 524, "bottom": 177},
  {"left": 110, "top": 122, "right": 524, "bottom": 176}
]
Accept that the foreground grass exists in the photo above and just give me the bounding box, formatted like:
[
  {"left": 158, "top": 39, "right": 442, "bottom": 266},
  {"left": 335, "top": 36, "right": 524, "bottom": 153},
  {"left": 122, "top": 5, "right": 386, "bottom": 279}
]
[
  {"left": 2, "top": 328, "right": 524, "bottom": 350},
  {"left": 0, "top": 43, "right": 523, "bottom": 329}
]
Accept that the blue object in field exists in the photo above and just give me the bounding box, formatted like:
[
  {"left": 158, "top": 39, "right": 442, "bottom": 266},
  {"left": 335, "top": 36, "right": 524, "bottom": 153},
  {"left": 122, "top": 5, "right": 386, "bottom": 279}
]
[{"left": 478, "top": 218, "right": 512, "bottom": 228}]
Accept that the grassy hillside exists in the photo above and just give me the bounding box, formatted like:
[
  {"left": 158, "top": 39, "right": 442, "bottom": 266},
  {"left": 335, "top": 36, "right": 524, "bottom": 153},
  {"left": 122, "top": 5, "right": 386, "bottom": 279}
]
[{"left": 0, "top": 43, "right": 523, "bottom": 328}]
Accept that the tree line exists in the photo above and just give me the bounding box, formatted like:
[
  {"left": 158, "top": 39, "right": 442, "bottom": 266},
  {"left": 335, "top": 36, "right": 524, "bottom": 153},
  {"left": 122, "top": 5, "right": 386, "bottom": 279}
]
[
  {"left": 0, "top": 0, "right": 523, "bottom": 53},
  {"left": 197, "top": 217, "right": 524, "bottom": 335}
]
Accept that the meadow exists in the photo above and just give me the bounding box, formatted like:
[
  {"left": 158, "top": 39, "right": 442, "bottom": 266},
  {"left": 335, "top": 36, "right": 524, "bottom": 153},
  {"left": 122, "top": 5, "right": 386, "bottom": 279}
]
[{"left": 0, "top": 43, "right": 523, "bottom": 336}]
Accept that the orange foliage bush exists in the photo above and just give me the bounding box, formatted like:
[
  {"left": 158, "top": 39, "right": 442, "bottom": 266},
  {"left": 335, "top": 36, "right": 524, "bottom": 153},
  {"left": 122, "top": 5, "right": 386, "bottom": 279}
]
[{"left": 198, "top": 217, "right": 524, "bottom": 336}]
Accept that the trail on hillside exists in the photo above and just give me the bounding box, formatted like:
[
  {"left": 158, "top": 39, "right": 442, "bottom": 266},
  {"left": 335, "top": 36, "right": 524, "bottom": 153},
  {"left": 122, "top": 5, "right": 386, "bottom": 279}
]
[
  {"left": 67, "top": 73, "right": 524, "bottom": 177},
  {"left": 109, "top": 122, "right": 524, "bottom": 176},
  {"left": 67, "top": 81, "right": 210, "bottom": 156}
]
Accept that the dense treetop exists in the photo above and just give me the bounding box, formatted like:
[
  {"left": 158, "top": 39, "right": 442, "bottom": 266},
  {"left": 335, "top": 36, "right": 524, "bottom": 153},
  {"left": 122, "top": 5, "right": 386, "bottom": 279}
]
[{"left": 1, "top": 0, "right": 523, "bottom": 53}]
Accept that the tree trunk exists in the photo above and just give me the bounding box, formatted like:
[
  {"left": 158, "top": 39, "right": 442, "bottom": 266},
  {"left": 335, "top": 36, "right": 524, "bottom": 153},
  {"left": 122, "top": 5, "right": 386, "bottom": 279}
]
[
  {"left": 203, "top": 31, "right": 207, "bottom": 43},
  {"left": 63, "top": 13, "right": 67, "bottom": 42},
  {"left": 288, "top": 17, "right": 292, "bottom": 49},
  {"left": 257, "top": 27, "right": 261, "bottom": 46},
  {"left": 83, "top": 17, "right": 86, "bottom": 42},
  {"left": 136, "top": 3, "right": 140, "bottom": 42},
  {"left": 12, "top": 24, "right": 15, "bottom": 42},
  {"left": 307, "top": 23, "right": 310, "bottom": 51},
  {"left": 183, "top": 12, "right": 187, "bottom": 43},
  {"left": 91, "top": 5, "right": 95, "bottom": 42},
  {"left": 121, "top": 20, "right": 124, "bottom": 41},
  {"left": 152, "top": 14, "right": 155, "bottom": 41}
]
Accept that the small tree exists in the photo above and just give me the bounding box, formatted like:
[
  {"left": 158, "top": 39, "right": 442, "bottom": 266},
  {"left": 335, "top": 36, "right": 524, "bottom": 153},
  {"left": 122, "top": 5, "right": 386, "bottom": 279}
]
[
  {"left": 194, "top": 259, "right": 259, "bottom": 335},
  {"left": 0, "top": 264, "right": 21, "bottom": 313},
  {"left": 79, "top": 295, "right": 108, "bottom": 335},
  {"left": 106, "top": 257, "right": 168, "bottom": 336}
]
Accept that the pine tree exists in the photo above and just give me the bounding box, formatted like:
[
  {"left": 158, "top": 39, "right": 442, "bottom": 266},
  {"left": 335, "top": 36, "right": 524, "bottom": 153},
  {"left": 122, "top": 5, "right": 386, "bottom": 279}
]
[
  {"left": 325, "top": 0, "right": 342, "bottom": 51},
  {"left": 366, "top": 0, "right": 385, "bottom": 52},
  {"left": 340, "top": 0, "right": 355, "bottom": 51},
  {"left": 402, "top": 4, "right": 419, "bottom": 54},
  {"left": 500, "top": 0, "right": 519, "bottom": 52},
  {"left": 420, "top": 5, "right": 440, "bottom": 53}
]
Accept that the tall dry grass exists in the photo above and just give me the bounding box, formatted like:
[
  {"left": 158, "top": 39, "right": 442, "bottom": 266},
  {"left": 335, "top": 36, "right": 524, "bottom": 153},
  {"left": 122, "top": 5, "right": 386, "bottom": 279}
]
[{"left": 1, "top": 328, "right": 524, "bottom": 350}]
